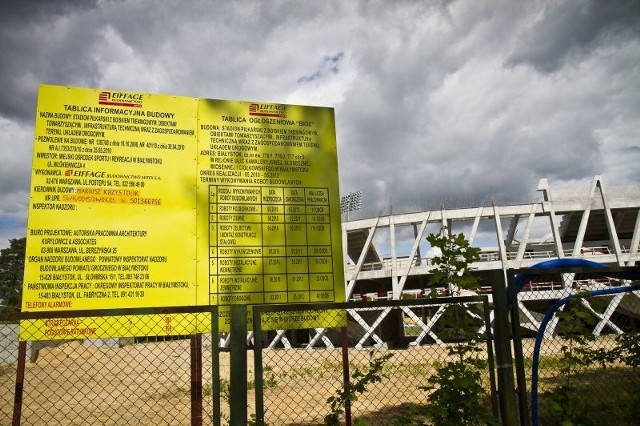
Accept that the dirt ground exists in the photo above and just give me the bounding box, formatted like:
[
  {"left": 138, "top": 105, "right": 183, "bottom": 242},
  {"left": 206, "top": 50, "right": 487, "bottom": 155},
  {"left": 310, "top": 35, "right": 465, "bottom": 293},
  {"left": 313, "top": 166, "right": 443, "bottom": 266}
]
[
  {"left": 0, "top": 338, "right": 462, "bottom": 425},
  {"left": 0, "top": 336, "right": 619, "bottom": 425}
]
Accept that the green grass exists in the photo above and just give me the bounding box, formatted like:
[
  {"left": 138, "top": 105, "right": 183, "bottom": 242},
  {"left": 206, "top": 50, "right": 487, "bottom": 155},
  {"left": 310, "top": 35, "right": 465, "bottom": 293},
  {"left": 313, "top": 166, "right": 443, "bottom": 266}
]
[{"left": 538, "top": 367, "right": 640, "bottom": 425}]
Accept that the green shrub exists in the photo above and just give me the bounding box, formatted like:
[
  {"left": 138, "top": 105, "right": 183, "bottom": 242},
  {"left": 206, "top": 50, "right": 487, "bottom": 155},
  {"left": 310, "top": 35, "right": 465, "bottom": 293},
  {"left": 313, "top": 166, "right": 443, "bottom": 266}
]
[
  {"left": 420, "top": 343, "right": 495, "bottom": 426},
  {"left": 324, "top": 351, "right": 393, "bottom": 426}
]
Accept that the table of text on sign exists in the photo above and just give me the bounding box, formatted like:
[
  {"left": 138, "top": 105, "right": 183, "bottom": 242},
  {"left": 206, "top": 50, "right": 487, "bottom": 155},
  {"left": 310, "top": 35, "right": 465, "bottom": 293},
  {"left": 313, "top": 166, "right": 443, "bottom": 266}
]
[{"left": 209, "top": 185, "right": 334, "bottom": 305}]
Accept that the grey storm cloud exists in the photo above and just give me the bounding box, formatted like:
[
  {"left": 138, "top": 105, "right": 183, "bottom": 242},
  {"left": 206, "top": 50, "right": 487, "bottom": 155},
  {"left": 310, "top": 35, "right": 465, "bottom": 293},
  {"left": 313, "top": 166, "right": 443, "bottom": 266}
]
[
  {"left": 0, "top": 0, "right": 639, "bottom": 247},
  {"left": 506, "top": 0, "right": 640, "bottom": 73},
  {"left": 0, "top": 0, "right": 103, "bottom": 122}
]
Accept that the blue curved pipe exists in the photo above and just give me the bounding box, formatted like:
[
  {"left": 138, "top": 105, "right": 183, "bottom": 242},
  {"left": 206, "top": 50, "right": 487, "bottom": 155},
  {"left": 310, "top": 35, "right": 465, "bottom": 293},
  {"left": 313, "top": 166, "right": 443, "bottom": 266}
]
[
  {"left": 530, "top": 284, "right": 640, "bottom": 426},
  {"left": 514, "top": 258, "right": 607, "bottom": 294},
  {"left": 513, "top": 258, "right": 639, "bottom": 425}
]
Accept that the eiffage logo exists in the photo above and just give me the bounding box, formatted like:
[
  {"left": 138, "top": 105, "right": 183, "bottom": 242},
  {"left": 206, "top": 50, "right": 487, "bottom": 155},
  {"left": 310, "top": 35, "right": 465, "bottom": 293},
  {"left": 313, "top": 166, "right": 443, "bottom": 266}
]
[
  {"left": 98, "top": 91, "right": 143, "bottom": 108},
  {"left": 248, "top": 103, "right": 287, "bottom": 118}
]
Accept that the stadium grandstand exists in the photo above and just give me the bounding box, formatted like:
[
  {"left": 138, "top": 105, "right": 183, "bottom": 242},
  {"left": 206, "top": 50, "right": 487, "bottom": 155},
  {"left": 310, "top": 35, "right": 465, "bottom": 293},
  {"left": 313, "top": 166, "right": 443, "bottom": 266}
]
[{"left": 343, "top": 175, "right": 639, "bottom": 302}]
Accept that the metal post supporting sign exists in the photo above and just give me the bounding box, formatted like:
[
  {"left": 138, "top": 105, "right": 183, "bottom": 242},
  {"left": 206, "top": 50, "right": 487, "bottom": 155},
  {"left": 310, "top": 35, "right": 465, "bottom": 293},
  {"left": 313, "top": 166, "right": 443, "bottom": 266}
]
[{"left": 229, "top": 305, "right": 248, "bottom": 425}]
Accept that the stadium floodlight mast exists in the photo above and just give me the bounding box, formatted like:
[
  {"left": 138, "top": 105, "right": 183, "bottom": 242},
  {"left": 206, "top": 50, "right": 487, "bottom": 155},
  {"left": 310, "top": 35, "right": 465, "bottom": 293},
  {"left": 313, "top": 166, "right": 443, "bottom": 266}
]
[{"left": 340, "top": 190, "right": 363, "bottom": 220}]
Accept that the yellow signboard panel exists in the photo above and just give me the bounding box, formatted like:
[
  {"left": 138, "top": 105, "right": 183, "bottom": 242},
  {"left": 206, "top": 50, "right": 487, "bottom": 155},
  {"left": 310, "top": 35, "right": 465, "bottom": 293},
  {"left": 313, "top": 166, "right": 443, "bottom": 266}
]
[
  {"left": 196, "top": 99, "right": 345, "bottom": 329},
  {"left": 23, "top": 85, "right": 198, "bottom": 308},
  {"left": 21, "top": 85, "right": 345, "bottom": 339}
]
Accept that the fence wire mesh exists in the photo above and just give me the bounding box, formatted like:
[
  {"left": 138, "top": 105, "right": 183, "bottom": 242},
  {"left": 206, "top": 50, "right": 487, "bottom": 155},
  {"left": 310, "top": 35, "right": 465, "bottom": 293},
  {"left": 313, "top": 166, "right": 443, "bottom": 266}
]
[
  {"left": 7, "top": 266, "right": 638, "bottom": 426},
  {"left": 512, "top": 267, "right": 640, "bottom": 426},
  {"left": 2, "top": 297, "right": 500, "bottom": 425},
  {"left": 1, "top": 308, "right": 217, "bottom": 425},
  {"left": 253, "top": 297, "right": 496, "bottom": 425},
  {"left": 0, "top": 322, "right": 19, "bottom": 421}
]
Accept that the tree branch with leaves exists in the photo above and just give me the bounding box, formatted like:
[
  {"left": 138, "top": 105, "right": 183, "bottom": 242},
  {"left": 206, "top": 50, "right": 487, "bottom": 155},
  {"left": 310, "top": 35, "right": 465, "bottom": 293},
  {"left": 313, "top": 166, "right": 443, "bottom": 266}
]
[
  {"left": 427, "top": 228, "right": 480, "bottom": 295},
  {"left": 0, "top": 237, "right": 26, "bottom": 312}
]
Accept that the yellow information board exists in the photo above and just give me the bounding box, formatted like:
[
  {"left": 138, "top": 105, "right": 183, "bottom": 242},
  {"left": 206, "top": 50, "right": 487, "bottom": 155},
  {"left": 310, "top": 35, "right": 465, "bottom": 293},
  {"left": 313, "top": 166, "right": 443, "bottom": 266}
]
[{"left": 21, "top": 85, "right": 345, "bottom": 339}]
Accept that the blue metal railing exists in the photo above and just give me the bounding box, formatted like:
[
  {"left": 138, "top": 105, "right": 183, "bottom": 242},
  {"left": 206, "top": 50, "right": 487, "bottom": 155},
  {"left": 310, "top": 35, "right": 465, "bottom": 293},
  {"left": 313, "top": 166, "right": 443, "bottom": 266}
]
[{"left": 529, "top": 284, "right": 640, "bottom": 426}]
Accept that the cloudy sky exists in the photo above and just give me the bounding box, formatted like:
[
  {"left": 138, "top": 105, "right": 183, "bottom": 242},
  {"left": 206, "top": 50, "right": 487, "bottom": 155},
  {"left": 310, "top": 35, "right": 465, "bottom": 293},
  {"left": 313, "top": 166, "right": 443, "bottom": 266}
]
[{"left": 1, "top": 0, "right": 639, "bottom": 248}]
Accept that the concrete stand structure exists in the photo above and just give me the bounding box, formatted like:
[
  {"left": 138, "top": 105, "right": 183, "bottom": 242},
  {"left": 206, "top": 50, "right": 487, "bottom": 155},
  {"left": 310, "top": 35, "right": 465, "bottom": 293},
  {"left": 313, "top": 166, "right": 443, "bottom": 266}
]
[{"left": 343, "top": 176, "right": 639, "bottom": 301}]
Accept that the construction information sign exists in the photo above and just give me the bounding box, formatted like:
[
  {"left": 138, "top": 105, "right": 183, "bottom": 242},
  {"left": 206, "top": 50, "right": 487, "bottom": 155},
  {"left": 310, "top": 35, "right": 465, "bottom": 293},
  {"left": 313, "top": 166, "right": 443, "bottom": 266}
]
[{"left": 21, "top": 84, "right": 345, "bottom": 339}]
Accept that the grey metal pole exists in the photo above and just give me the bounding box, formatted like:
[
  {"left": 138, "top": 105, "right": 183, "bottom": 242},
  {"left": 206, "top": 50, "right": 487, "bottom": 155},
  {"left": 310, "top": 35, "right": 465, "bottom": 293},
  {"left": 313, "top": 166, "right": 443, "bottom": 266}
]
[
  {"left": 507, "top": 270, "right": 530, "bottom": 426},
  {"left": 12, "top": 340, "right": 27, "bottom": 425},
  {"left": 490, "top": 270, "right": 519, "bottom": 425},
  {"left": 190, "top": 333, "right": 203, "bottom": 426},
  {"left": 212, "top": 307, "right": 221, "bottom": 426},
  {"left": 229, "top": 305, "right": 248, "bottom": 425},
  {"left": 482, "top": 297, "right": 500, "bottom": 421},
  {"left": 253, "top": 306, "right": 265, "bottom": 426},
  {"left": 341, "top": 327, "right": 352, "bottom": 426}
]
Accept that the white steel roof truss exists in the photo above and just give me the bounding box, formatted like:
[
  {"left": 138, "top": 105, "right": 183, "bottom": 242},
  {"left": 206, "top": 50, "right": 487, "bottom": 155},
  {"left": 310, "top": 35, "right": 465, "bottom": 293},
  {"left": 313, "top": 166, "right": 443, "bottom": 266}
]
[
  {"left": 396, "top": 218, "right": 429, "bottom": 298},
  {"left": 628, "top": 208, "right": 640, "bottom": 266},
  {"left": 390, "top": 215, "right": 398, "bottom": 296},
  {"left": 544, "top": 304, "right": 566, "bottom": 339},
  {"left": 402, "top": 305, "right": 443, "bottom": 345},
  {"left": 349, "top": 307, "right": 392, "bottom": 349},
  {"left": 267, "top": 329, "right": 292, "bottom": 349},
  {"left": 516, "top": 204, "right": 537, "bottom": 267},
  {"left": 346, "top": 219, "right": 379, "bottom": 299},
  {"left": 305, "top": 328, "right": 334, "bottom": 349},
  {"left": 579, "top": 297, "right": 623, "bottom": 336},
  {"left": 517, "top": 301, "right": 542, "bottom": 332},
  {"left": 468, "top": 208, "right": 483, "bottom": 244},
  {"left": 538, "top": 179, "right": 565, "bottom": 259},
  {"left": 597, "top": 178, "right": 624, "bottom": 266},
  {"left": 492, "top": 204, "right": 508, "bottom": 269}
]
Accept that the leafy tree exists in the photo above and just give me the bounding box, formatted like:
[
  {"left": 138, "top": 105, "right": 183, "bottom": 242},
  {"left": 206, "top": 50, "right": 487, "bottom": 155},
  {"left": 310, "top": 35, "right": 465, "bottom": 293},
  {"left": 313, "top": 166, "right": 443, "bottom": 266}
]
[
  {"left": 420, "top": 352, "right": 492, "bottom": 426},
  {"left": 427, "top": 228, "right": 483, "bottom": 341},
  {"left": 539, "top": 299, "right": 599, "bottom": 425},
  {"left": 0, "top": 237, "right": 26, "bottom": 312},
  {"left": 614, "top": 331, "right": 640, "bottom": 368},
  {"left": 325, "top": 351, "right": 393, "bottom": 425},
  {"left": 426, "top": 228, "right": 480, "bottom": 295},
  {"left": 420, "top": 229, "right": 495, "bottom": 425}
]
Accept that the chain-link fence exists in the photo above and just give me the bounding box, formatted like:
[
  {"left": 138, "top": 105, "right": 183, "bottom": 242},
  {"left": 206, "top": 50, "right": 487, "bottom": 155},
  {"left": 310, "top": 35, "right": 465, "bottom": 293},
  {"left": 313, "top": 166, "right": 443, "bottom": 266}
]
[
  {"left": 2, "top": 297, "right": 499, "bottom": 425},
  {"left": 509, "top": 265, "right": 640, "bottom": 426},
  {"left": 252, "top": 297, "right": 497, "bottom": 425},
  {"left": 1, "top": 306, "right": 218, "bottom": 425},
  {"left": 5, "top": 266, "right": 638, "bottom": 426}
]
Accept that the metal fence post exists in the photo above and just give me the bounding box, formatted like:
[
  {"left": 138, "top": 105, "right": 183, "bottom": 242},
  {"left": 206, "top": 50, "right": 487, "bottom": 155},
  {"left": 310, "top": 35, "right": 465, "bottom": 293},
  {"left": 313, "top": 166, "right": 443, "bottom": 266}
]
[
  {"left": 341, "top": 326, "right": 351, "bottom": 426},
  {"left": 507, "top": 270, "right": 530, "bottom": 426},
  {"left": 530, "top": 283, "right": 640, "bottom": 426},
  {"left": 490, "top": 270, "right": 519, "bottom": 425},
  {"left": 253, "top": 306, "right": 264, "bottom": 426},
  {"left": 211, "top": 307, "right": 221, "bottom": 426},
  {"left": 190, "top": 333, "right": 203, "bottom": 426},
  {"left": 229, "top": 305, "right": 248, "bottom": 425},
  {"left": 482, "top": 297, "right": 500, "bottom": 421},
  {"left": 12, "top": 340, "right": 27, "bottom": 426}
]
